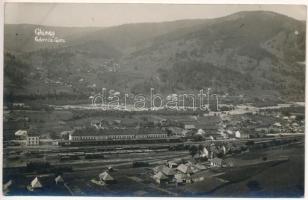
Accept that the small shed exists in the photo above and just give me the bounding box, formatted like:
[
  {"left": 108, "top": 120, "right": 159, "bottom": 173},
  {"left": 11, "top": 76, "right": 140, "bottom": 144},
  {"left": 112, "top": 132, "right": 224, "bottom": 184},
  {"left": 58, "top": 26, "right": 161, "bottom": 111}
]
[
  {"left": 196, "top": 129, "right": 205, "bottom": 135},
  {"left": 15, "top": 130, "right": 28, "bottom": 137},
  {"left": 177, "top": 164, "right": 193, "bottom": 174},
  {"left": 99, "top": 171, "right": 115, "bottom": 184},
  {"left": 3, "top": 180, "right": 13, "bottom": 194},
  {"left": 55, "top": 175, "right": 64, "bottom": 184},
  {"left": 153, "top": 165, "right": 165, "bottom": 174},
  {"left": 153, "top": 172, "right": 168, "bottom": 184},
  {"left": 31, "top": 177, "right": 43, "bottom": 189},
  {"left": 210, "top": 158, "right": 225, "bottom": 167},
  {"left": 167, "top": 161, "right": 178, "bottom": 168},
  {"left": 161, "top": 166, "right": 176, "bottom": 177},
  {"left": 107, "top": 166, "right": 114, "bottom": 172},
  {"left": 174, "top": 173, "right": 190, "bottom": 184},
  {"left": 273, "top": 122, "right": 282, "bottom": 127}
]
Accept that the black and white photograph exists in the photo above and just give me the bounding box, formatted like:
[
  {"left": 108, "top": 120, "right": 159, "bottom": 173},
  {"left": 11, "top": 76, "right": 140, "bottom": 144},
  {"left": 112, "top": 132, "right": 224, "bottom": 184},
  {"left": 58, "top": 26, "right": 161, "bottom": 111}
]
[{"left": 2, "top": 2, "right": 306, "bottom": 198}]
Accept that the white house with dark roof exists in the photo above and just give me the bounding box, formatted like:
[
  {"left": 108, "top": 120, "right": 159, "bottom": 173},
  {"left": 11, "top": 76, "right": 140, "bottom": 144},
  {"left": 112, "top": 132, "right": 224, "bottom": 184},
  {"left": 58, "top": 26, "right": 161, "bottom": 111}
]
[{"left": 26, "top": 134, "right": 40, "bottom": 146}]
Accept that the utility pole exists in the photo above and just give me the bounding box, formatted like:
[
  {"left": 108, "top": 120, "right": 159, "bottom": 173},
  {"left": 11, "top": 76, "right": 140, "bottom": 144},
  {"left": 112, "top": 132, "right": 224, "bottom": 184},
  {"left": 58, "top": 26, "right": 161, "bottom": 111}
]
[
  {"left": 216, "top": 95, "right": 219, "bottom": 111},
  {"left": 207, "top": 88, "right": 211, "bottom": 111},
  {"left": 102, "top": 88, "right": 106, "bottom": 109}
]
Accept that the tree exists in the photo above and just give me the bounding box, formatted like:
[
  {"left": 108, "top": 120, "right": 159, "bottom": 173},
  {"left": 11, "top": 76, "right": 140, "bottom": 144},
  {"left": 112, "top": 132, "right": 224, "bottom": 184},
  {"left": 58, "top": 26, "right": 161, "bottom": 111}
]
[
  {"left": 192, "top": 134, "right": 204, "bottom": 141},
  {"left": 49, "top": 131, "right": 59, "bottom": 140},
  {"left": 189, "top": 145, "right": 198, "bottom": 158}
]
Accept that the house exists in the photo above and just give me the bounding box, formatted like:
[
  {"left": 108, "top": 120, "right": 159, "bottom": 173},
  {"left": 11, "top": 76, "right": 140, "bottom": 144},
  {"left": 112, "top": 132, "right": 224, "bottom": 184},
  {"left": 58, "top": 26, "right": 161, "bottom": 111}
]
[
  {"left": 184, "top": 124, "right": 196, "bottom": 130},
  {"left": 273, "top": 122, "right": 282, "bottom": 127},
  {"left": 208, "top": 136, "right": 214, "bottom": 140},
  {"left": 26, "top": 134, "right": 40, "bottom": 146},
  {"left": 226, "top": 130, "right": 233, "bottom": 135},
  {"left": 290, "top": 115, "right": 296, "bottom": 120},
  {"left": 177, "top": 164, "right": 193, "bottom": 174},
  {"left": 190, "top": 166, "right": 199, "bottom": 174},
  {"left": 196, "top": 129, "right": 205, "bottom": 135},
  {"left": 154, "top": 165, "right": 175, "bottom": 179},
  {"left": 210, "top": 158, "right": 225, "bottom": 167},
  {"left": 160, "top": 119, "right": 168, "bottom": 126},
  {"left": 181, "top": 129, "right": 192, "bottom": 137},
  {"left": 161, "top": 166, "right": 176, "bottom": 177},
  {"left": 60, "top": 131, "right": 73, "bottom": 139},
  {"left": 167, "top": 161, "right": 178, "bottom": 168},
  {"left": 235, "top": 131, "right": 249, "bottom": 139},
  {"left": 235, "top": 131, "right": 241, "bottom": 138},
  {"left": 153, "top": 165, "right": 165, "bottom": 174},
  {"left": 292, "top": 122, "right": 299, "bottom": 127},
  {"left": 3, "top": 180, "right": 13, "bottom": 195},
  {"left": 28, "top": 177, "right": 43, "bottom": 191},
  {"left": 99, "top": 171, "right": 115, "bottom": 184},
  {"left": 153, "top": 172, "right": 168, "bottom": 184},
  {"left": 166, "top": 127, "right": 184, "bottom": 137},
  {"left": 107, "top": 166, "right": 114, "bottom": 172},
  {"left": 113, "top": 120, "right": 121, "bottom": 125},
  {"left": 174, "top": 173, "right": 190, "bottom": 184},
  {"left": 91, "top": 120, "right": 102, "bottom": 129},
  {"left": 14, "top": 130, "right": 28, "bottom": 139},
  {"left": 12, "top": 103, "right": 26, "bottom": 108},
  {"left": 255, "top": 128, "right": 268, "bottom": 134},
  {"left": 221, "top": 145, "right": 227, "bottom": 155},
  {"left": 55, "top": 175, "right": 64, "bottom": 184},
  {"left": 215, "top": 135, "right": 224, "bottom": 140}
]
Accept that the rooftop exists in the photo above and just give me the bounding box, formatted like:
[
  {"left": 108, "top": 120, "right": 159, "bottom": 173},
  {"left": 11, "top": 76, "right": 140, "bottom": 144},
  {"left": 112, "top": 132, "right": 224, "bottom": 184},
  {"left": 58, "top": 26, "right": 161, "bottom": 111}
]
[{"left": 72, "top": 127, "right": 166, "bottom": 136}]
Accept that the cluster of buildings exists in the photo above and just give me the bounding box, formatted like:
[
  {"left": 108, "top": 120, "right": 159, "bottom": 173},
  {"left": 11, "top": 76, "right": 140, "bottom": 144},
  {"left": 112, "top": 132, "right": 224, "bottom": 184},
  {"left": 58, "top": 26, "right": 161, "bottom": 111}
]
[
  {"left": 66, "top": 114, "right": 253, "bottom": 146},
  {"left": 152, "top": 160, "right": 207, "bottom": 184},
  {"left": 14, "top": 130, "right": 40, "bottom": 146},
  {"left": 266, "top": 114, "right": 304, "bottom": 134},
  {"left": 4, "top": 175, "right": 66, "bottom": 195},
  {"left": 90, "top": 119, "right": 124, "bottom": 129},
  {"left": 152, "top": 157, "right": 232, "bottom": 185},
  {"left": 27, "top": 175, "right": 64, "bottom": 191}
]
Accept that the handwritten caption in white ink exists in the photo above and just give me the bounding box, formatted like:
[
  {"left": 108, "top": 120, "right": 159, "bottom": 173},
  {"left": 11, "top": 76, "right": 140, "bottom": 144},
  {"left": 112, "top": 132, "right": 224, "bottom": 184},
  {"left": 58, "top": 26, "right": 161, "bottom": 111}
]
[{"left": 34, "top": 28, "right": 66, "bottom": 43}]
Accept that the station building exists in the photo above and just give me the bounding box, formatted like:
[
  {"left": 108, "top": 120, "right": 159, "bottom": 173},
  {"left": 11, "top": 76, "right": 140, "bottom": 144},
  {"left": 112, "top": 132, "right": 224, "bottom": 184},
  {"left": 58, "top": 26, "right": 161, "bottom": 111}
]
[{"left": 66, "top": 127, "right": 179, "bottom": 145}]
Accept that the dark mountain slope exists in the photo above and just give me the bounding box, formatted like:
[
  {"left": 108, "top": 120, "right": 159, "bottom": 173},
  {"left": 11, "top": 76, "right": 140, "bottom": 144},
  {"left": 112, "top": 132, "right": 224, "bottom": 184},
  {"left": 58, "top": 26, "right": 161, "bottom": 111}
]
[
  {"left": 120, "top": 11, "right": 305, "bottom": 100},
  {"left": 3, "top": 11, "right": 306, "bottom": 102}
]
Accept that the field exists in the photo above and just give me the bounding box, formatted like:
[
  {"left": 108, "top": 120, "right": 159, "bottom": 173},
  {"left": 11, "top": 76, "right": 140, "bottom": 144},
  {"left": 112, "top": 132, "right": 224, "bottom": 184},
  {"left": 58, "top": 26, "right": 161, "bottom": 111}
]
[
  {"left": 209, "top": 143, "right": 304, "bottom": 197},
  {"left": 3, "top": 108, "right": 222, "bottom": 141}
]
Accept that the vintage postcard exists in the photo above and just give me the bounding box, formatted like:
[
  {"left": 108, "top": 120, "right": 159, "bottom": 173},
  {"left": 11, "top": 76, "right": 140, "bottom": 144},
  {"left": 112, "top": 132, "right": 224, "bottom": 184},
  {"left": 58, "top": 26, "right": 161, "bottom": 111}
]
[{"left": 2, "top": 2, "right": 306, "bottom": 198}]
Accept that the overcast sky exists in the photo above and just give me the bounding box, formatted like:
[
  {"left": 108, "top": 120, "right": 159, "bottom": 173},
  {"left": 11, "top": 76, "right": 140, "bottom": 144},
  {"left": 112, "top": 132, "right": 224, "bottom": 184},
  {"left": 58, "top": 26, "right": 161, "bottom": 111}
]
[{"left": 4, "top": 3, "right": 307, "bottom": 27}]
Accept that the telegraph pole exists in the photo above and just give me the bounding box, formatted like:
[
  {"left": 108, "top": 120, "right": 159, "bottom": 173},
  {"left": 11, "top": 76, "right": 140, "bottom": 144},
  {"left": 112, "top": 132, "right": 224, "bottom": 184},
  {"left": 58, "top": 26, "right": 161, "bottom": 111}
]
[{"left": 207, "top": 88, "right": 211, "bottom": 111}]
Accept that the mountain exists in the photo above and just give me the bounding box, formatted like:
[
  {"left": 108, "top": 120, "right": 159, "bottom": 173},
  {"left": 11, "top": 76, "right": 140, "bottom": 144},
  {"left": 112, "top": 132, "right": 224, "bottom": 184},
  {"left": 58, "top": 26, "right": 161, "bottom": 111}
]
[
  {"left": 120, "top": 11, "right": 305, "bottom": 100},
  {"left": 4, "top": 11, "right": 306, "bottom": 103}
]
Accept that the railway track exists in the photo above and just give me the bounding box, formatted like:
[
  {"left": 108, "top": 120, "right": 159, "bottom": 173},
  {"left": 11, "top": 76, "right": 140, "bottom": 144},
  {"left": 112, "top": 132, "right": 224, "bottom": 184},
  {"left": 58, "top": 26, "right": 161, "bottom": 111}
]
[{"left": 4, "top": 134, "right": 304, "bottom": 161}]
